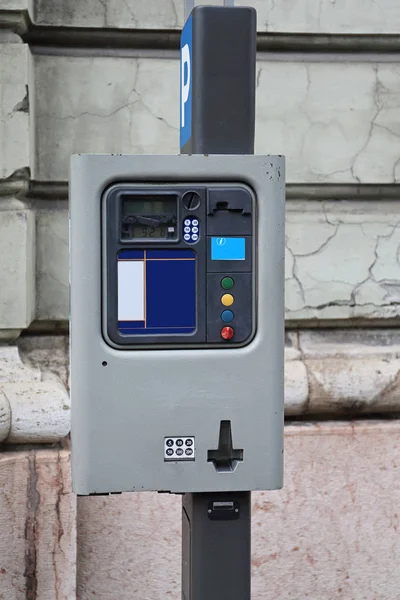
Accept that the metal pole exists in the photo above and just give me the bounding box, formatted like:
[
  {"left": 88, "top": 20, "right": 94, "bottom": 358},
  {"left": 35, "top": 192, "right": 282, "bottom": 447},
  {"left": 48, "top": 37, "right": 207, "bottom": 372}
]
[
  {"left": 184, "top": 0, "right": 194, "bottom": 21},
  {"left": 180, "top": 5, "right": 257, "bottom": 599}
]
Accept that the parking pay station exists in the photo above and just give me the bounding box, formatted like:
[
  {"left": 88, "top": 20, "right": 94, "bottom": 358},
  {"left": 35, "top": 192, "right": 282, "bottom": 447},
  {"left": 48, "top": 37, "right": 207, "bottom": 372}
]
[{"left": 70, "top": 3, "right": 285, "bottom": 599}]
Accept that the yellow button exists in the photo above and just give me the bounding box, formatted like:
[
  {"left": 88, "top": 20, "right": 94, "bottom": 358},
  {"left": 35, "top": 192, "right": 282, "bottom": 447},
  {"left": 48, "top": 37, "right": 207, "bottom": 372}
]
[{"left": 221, "top": 293, "right": 234, "bottom": 307}]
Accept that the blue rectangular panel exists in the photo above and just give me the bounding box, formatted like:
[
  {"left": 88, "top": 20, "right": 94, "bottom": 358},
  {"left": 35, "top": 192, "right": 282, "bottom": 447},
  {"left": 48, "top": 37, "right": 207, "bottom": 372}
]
[
  {"left": 211, "top": 237, "right": 246, "bottom": 261},
  {"left": 118, "top": 321, "right": 145, "bottom": 330},
  {"left": 147, "top": 249, "right": 194, "bottom": 259},
  {"left": 117, "top": 249, "right": 196, "bottom": 336},
  {"left": 180, "top": 14, "right": 192, "bottom": 149},
  {"left": 118, "top": 250, "right": 144, "bottom": 260},
  {"left": 146, "top": 254, "right": 195, "bottom": 330},
  {"left": 119, "top": 327, "right": 192, "bottom": 335}
]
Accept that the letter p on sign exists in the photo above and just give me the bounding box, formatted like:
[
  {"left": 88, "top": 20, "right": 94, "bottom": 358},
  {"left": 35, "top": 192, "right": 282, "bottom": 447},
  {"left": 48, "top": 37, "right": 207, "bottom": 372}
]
[
  {"left": 180, "top": 14, "right": 192, "bottom": 150},
  {"left": 181, "top": 44, "right": 190, "bottom": 128}
]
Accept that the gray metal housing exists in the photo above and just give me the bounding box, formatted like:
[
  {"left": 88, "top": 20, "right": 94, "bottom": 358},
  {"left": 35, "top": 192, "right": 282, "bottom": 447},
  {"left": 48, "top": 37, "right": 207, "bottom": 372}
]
[{"left": 70, "top": 154, "right": 285, "bottom": 494}]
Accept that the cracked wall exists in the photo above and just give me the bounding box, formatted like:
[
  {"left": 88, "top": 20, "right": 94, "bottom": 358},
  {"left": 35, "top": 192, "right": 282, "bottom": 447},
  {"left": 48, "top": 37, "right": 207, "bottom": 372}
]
[
  {"left": 0, "top": 45, "right": 30, "bottom": 179},
  {"left": 34, "top": 56, "right": 179, "bottom": 180},
  {"left": 256, "top": 61, "right": 400, "bottom": 184},
  {"left": 34, "top": 56, "right": 400, "bottom": 184},
  {"left": 36, "top": 202, "right": 400, "bottom": 322},
  {"left": 33, "top": 0, "right": 182, "bottom": 28},
  {"left": 286, "top": 201, "right": 400, "bottom": 321},
  {"left": 31, "top": 0, "right": 400, "bottom": 32}
]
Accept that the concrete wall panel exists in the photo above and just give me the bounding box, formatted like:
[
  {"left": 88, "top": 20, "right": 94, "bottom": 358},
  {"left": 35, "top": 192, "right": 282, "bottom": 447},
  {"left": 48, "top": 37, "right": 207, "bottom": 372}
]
[
  {"left": 32, "top": 0, "right": 400, "bottom": 34},
  {"left": 34, "top": 55, "right": 400, "bottom": 185},
  {"left": 0, "top": 45, "right": 30, "bottom": 178}
]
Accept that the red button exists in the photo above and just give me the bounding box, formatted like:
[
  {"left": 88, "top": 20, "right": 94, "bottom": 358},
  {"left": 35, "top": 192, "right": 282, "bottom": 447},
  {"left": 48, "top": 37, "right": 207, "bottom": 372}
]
[{"left": 221, "top": 326, "right": 234, "bottom": 340}]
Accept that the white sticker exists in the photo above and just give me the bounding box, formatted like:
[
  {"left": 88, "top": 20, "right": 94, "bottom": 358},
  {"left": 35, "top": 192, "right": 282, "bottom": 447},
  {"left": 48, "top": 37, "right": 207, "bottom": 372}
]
[
  {"left": 164, "top": 437, "right": 195, "bottom": 461},
  {"left": 118, "top": 260, "right": 144, "bottom": 321}
]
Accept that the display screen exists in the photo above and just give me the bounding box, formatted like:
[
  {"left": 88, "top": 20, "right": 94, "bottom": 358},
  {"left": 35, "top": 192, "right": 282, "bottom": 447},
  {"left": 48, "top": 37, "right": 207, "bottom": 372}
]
[
  {"left": 122, "top": 197, "right": 176, "bottom": 216},
  {"left": 131, "top": 225, "right": 168, "bottom": 238},
  {"left": 121, "top": 195, "right": 177, "bottom": 240},
  {"left": 211, "top": 237, "right": 246, "bottom": 260}
]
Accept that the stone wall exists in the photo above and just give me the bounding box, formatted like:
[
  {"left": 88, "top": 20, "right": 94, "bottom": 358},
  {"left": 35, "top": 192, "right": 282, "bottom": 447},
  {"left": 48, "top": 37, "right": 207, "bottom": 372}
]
[{"left": 1, "top": 0, "right": 400, "bottom": 598}]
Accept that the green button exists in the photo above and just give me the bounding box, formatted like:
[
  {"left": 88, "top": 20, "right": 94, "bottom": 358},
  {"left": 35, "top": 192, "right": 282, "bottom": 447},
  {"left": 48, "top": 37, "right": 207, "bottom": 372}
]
[{"left": 221, "top": 277, "right": 234, "bottom": 290}]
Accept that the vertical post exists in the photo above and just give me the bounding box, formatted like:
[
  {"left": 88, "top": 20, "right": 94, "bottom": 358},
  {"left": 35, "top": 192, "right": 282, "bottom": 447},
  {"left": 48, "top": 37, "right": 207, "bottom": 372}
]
[
  {"left": 184, "top": 0, "right": 194, "bottom": 21},
  {"left": 180, "top": 5, "right": 257, "bottom": 600}
]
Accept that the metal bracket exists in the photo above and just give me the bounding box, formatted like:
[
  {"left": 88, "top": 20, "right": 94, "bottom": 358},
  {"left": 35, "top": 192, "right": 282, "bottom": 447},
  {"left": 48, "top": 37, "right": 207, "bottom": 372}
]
[{"left": 185, "top": 0, "right": 235, "bottom": 21}]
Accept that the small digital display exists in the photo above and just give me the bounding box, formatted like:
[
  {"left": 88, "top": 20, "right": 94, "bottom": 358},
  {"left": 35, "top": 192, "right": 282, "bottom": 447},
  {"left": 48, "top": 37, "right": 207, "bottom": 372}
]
[
  {"left": 122, "top": 197, "right": 176, "bottom": 216},
  {"left": 121, "top": 196, "right": 177, "bottom": 240},
  {"left": 131, "top": 225, "right": 169, "bottom": 238}
]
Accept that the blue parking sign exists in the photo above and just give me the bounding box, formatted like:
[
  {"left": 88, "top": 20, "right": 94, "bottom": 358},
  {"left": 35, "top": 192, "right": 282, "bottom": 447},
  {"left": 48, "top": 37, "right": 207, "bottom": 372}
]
[{"left": 180, "top": 14, "right": 192, "bottom": 150}]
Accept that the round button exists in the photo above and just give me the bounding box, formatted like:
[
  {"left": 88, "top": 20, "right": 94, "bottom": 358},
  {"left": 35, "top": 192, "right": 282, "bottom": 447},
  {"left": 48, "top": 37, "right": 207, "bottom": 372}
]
[
  {"left": 182, "top": 191, "right": 201, "bottom": 211},
  {"left": 221, "top": 277, "right": 234, "bottom": 290},
  {"left": 192, "top": 226, "right": 198, "bottom": 233},
  {"left": 184, "top": 226, "right": 191, "bottom": 233},
  {"left": 176, "top": 448, "right": 184, "bottom": 456},
  {"left": 192, "top": 219, "right": 199, "bottom": 226},
  {"left": 221, "top": 310, "right": 234, "bottom": 323},
  {"left": 176, "top": 439, "right": 184, "bottom": 447},
  {"left": 221, "top": 326, "right": 234, "bottom": 340},
  {"left": 185, "top": 448, "right": 193, "bottom": 456},
  {"left": 184, "top": 233, "right": 191, "bottom": 241},
  {"left": 185, "top": 439, "right": 193, "bottom": 446},
  {"left": 166, "top": 448, "right": 174, "bottom": 456},
  {"left": 184, "top": 219, "right": 191, "bottom": 226},
  {"left": 191, "top": 234, "right": 199, "bottom": 241},
  {"left": 166, "top": 439, "right": 174, "bottom": 447},
  {"left": 221, "top": 293, "right": 234, "bottom": 307}
]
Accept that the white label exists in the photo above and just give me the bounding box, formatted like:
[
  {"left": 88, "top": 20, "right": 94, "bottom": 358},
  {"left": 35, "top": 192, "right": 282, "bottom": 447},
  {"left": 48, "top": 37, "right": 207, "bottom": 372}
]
[
  {"left": 164, "top": 436, "right": 195, "bottom": 461},
  {"left": 118, "top": 260, "right": 144, "bottom": 321}
]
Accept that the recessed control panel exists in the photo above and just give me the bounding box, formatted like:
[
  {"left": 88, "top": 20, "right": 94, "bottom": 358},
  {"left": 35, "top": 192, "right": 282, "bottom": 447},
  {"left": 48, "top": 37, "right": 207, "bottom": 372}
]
[{"left": 103, "top": 183, "right": 255, "bottom": 349}]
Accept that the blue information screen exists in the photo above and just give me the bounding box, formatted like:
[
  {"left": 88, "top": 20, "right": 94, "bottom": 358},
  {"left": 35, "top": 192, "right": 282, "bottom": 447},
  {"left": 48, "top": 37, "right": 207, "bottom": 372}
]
[
  {"left": 211, "top": 237, "right": 246, "bottom": 261},
  {"left": 117, "top": 249, "right": 196, "bottom": 335}
]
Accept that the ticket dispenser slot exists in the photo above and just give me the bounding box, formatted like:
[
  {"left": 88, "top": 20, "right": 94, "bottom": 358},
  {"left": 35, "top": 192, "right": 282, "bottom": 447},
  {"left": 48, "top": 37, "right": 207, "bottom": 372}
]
[
  {"left": 103, "top": 183, "right": 255, "bottom": 349},
  {"left": 207, "top": 187, "right": 252, "bottom": 236}
]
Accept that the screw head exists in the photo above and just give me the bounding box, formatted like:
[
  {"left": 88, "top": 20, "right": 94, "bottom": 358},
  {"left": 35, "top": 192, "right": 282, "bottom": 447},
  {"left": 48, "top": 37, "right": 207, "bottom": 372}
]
[{"left": 182, "top": 191, "right": 201, "bottom": 211}]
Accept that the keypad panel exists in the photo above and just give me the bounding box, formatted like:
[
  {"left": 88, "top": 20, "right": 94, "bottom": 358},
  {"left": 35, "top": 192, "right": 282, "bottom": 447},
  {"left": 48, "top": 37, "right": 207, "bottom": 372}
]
[{"left": 182, "top": 217, "right": 200, "bottom": 244}]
